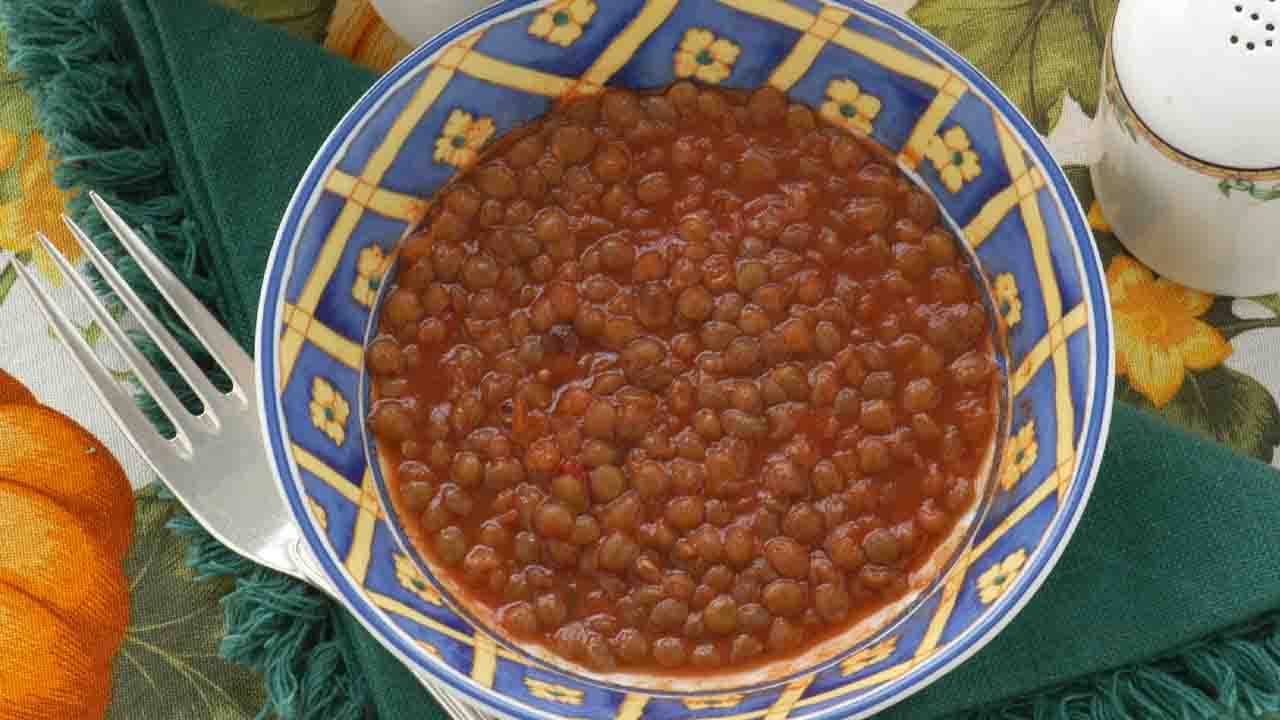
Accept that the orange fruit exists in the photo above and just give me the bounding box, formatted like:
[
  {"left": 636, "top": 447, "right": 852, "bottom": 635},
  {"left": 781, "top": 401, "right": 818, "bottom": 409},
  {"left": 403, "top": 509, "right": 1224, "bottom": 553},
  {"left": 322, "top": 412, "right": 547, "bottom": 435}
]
[
  {"left": 0, "top": 368, "right": 34, "bottom": 406},
  {"left": 0, "top": 590, "right": 111, "bottom": 720},
  {"left": 0, "top": 367, "right": 133, "bottom": 719},
  {"left": 0, "top": 404, "right": 134, "bottom": 561}
]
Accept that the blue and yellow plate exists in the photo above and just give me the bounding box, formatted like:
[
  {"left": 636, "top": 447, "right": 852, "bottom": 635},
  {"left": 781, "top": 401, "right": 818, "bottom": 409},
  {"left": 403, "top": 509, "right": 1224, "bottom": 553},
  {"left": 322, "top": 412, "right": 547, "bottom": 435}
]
[{"left": 256, "top": 1, "right": 1115, "bottom": 717}]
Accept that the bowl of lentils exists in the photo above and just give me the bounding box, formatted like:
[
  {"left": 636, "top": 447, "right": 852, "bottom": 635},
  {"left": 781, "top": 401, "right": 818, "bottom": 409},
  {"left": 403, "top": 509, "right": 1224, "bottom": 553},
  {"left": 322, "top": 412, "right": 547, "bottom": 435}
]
[{"left": 255, "top": 1, "right": 1114, "bottom": 718}]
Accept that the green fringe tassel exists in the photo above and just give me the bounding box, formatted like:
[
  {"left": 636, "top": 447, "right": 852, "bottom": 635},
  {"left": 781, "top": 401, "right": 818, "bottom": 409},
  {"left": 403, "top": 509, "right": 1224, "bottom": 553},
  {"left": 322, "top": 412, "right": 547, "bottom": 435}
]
[
  {"left": 960, "top": 613, "right": 1280, "bottom": 719},
  {"left": 0, "top": 1, "right": 370, "bottom": 719},
  {"left": 168, "top": 512, "right": 373, "bottom": 720},
  {"left": 6, "top": 2, "right": 1280, "bottom": 720}
]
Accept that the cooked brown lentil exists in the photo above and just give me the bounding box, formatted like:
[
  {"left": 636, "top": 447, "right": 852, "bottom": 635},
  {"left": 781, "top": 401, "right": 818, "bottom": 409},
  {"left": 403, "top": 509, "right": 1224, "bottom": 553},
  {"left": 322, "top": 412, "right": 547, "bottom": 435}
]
[{"left": 368, "top": 83, "right": 998, "bottom": 676}]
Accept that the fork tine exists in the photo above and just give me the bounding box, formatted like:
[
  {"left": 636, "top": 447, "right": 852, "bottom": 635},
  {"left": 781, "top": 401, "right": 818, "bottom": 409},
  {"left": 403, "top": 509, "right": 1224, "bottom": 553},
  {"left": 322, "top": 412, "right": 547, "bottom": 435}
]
[
  {"left": 62, "top": 213, "right": 226, "bottom": 412},
  {"left": 12, "top": 260, "right": 179, "bottom": 465},
  {"left": 89, "top": 192, "right": 255, "bottom": 392},
  {"left": 37, "top": 233, "right": 201, "bottom": 440}
]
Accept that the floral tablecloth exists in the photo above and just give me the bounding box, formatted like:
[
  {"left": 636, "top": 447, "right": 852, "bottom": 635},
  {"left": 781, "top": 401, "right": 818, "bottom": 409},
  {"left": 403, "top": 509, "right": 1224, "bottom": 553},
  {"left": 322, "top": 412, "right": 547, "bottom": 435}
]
[{"left": 0, "top": 0, "right": 1277, "bottom": 717}]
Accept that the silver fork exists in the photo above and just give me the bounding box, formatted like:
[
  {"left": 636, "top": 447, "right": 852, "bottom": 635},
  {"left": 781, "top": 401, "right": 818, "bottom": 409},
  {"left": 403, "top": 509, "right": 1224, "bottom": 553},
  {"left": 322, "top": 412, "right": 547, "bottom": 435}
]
[{"left": 15, "top": 192, "right": 490, "bottom": 720}]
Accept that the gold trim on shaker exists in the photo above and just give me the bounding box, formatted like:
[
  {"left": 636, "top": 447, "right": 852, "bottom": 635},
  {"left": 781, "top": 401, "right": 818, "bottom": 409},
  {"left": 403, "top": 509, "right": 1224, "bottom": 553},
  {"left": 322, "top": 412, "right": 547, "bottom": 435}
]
[{"left": 1105, "top": 43, "right": 1280, "bottom": 182}]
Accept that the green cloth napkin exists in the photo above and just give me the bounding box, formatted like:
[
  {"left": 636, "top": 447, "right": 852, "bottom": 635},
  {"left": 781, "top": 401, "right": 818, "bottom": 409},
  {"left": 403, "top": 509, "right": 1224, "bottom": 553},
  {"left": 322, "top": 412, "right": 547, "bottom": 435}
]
[{"left": 8, "top": 0, "right": 1280, "bottom": 718}]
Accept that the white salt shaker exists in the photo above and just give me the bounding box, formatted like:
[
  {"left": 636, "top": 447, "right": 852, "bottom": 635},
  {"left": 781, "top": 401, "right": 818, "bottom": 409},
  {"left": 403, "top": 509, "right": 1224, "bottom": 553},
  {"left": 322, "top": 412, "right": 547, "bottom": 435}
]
[{"left": 1092, "top": 0, "right": 1280, "bottom": 296}]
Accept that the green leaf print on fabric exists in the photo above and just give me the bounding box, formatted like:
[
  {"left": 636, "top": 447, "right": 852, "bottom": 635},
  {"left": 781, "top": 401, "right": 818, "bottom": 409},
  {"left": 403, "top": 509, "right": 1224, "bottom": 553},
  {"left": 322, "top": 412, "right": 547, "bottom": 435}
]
[
  {"left": 1200, "top": 296, "right": 1280, "bottom": 342},
  {"left": 81, "top": 319, "right": 104, "bottom": 347},
  {"left": 909, "top": 0, "right": 1119, "bottom": 134},
  {"left": 0, "top": 262, "right": 14, "bottom": 307},
  {"left": 107, "top": 486, "right": 265, "bottom": 720},
  {"left": 1117, "top": 365, "right": 1280, "bottom": 463},
  {"left": 1250, "top": 294, "right": 1280, "bottom": 318}
]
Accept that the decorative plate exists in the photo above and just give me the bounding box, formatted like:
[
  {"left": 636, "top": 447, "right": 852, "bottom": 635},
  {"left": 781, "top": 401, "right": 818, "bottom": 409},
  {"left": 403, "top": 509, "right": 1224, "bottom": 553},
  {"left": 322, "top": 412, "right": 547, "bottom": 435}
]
[{"left": 255, "top": 1, "right": 1114, "bottom": 718}]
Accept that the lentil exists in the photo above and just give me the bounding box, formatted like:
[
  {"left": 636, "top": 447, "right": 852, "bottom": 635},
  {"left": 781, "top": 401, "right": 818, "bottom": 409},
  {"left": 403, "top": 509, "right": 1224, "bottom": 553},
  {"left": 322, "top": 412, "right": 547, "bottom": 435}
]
[{"left": 371, "top": 84, "right": 998, "bottom": 676}]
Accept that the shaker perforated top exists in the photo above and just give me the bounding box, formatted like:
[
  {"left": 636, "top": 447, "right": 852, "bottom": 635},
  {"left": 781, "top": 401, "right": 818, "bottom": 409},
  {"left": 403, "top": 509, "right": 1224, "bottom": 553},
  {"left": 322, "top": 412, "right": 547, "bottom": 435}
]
[{"left": 1112, "top": 0, "right": 1280, "bottom": 169}]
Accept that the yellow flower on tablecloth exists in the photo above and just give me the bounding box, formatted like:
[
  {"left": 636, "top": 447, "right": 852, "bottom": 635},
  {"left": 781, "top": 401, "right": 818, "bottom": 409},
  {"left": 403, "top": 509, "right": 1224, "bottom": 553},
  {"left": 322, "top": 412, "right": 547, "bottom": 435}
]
[
  {"left": 925, "top": 126, "right": 982, "bottom": 193},
  {"left": 994, "top": 272, "right": 1022, "bottom": 328},
  {"left": 0, "top": 131, "right": 18, "bottom": 171},
  {"left": 434, "top": 109, "right": 496, "bottom": 169},
  {"left": 1107, "top": 256, "right": 1232, "bottom": 408},
  {"left": 977, "top": 548, "right": 1027, "bottom": 604},
  {"left": 529, "top": 0, "right": 597, "bottom": 47},
  {"left": 841, "top": 636, "right": 897, "bottom": 675},
  {"left": 820, "top": 79, "right": 882, "bottom": 136},
  {"left": 394, "top": 553, "right": 442, "bottom": 605},
  {"left": 352, "top": 244, "right": 388, "bottom": 307},
  {"left": 525, "top": 678, "right": 584, "bottom": 705},
  {"left": 309, "top": 377, "right": 350, "bottom": 445},
  {"left": 1000, "top": 421, "right": 1037, "bottom": 491},
  {"left": 674, "top": 29, "right": 740, "bottom": 85},
  {"left": 0, "top": 131, "right": 82, "bottom": 285},
  {"left": 1088, "top": 200, "right": 1112, "bottom": 233}
]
